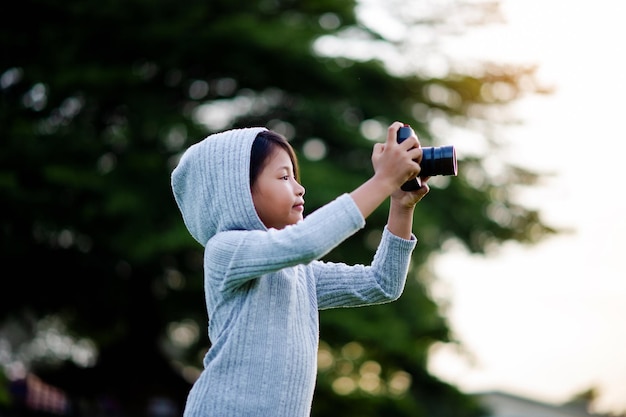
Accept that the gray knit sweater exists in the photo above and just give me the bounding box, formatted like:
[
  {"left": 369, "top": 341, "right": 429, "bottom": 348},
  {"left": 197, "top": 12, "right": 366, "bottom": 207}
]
[{"left": 171, "top": 127, "right": 417, "bottom": 417}]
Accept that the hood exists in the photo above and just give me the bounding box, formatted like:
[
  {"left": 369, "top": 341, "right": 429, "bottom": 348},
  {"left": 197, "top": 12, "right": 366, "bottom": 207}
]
[{"left": 171, "top": 127, "right": 268, "bottom": 246}]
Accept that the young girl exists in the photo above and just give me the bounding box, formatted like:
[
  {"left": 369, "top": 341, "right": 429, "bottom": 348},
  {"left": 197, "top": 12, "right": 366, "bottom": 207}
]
[{"left": 171, "top": 121, "right": 429, "bottom": 417}]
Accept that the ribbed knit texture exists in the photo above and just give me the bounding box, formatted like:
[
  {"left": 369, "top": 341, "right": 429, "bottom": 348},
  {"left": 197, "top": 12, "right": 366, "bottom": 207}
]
[{"left": 171, "top": 128, "right": 417, "bottom": 417}]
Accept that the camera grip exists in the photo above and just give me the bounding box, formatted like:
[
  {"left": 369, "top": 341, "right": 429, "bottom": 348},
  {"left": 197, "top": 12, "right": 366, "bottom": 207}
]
[{"left": 397, "top": 125, "right": 422, "bottom": 191}]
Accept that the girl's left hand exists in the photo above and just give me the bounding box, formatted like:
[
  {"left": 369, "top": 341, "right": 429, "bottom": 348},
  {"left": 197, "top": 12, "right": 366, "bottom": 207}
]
[{"left": 391, "top": 177, "right": 430, "bottom": 208}]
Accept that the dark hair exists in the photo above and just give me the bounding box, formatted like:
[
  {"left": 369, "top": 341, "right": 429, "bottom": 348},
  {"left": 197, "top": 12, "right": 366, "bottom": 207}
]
[{"left": 250, "top": 130, "right": 300, "bottom": 187}]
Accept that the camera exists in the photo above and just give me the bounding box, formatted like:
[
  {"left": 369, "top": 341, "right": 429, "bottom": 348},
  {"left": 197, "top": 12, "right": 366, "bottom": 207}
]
[{"left": 397, "top": 124, "right": 457, "bottom": 191}]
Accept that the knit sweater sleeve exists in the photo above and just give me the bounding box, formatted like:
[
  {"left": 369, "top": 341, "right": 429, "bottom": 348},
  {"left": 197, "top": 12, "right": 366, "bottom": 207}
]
[
  {"left": 314, "top": 226, "right": 417, "bottom": 309},
  {"left": 204, "top": 193, "right": 365, "bottom": 293}
]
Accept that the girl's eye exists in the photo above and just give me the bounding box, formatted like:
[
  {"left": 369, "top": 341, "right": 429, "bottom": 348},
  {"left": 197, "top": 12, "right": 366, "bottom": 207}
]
[{"left": 281, "top": 175, "right": 290, "bottom": 180}]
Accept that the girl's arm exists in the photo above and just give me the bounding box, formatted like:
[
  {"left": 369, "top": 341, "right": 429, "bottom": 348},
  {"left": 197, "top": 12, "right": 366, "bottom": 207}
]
[
  {"left": 314, "top": 226, "right": 416, "bottom": 309},
  {"left": 386, "top": 178, "right": 430, "bottom": 239},
  {"left": 206, "top": 194, "right": 365, "bottom": 292}
]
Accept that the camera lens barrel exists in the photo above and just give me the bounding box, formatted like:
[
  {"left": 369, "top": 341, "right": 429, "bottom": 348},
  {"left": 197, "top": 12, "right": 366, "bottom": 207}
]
[{"left": 420, "top": 146, "right": 457, "bottom": 177}]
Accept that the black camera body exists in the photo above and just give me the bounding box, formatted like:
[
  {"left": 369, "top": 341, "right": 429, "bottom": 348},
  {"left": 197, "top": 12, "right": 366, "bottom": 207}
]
[{"left": 396, "top": 124, "right": 457, "bottom": 191}]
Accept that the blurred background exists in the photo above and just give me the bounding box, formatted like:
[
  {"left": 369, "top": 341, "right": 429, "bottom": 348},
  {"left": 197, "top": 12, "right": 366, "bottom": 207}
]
[
  {"left": 1, "top": 0, "right": 622, "bottom": 416},
  {"left": 427, "top": 0, "right": 626, "bottom": 415}
]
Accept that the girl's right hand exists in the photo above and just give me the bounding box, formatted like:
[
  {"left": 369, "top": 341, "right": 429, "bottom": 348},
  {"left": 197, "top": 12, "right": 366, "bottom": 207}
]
[{"left": 371, "top": 121, "right": 423, "bottom": 192}]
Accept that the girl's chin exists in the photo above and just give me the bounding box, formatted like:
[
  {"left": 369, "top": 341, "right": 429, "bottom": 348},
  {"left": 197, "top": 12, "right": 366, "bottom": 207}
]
[{"left": 289, "top": 215, "right": 304, "bottom": 225}]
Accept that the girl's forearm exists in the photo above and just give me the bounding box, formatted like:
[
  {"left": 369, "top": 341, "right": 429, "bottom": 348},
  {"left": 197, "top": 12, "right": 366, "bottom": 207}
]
[
  {"left": 349, "top": 175, "right": 396, "bottom": 220},
  {"left": 387, "top": 200, "right": 414, "bottom": 240},
  {"left": 350, "top": 174, "right": 419, "bottom": 240}
]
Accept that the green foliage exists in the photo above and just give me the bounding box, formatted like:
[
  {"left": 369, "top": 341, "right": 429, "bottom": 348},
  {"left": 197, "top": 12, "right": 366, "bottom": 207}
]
[{"left": 1, "top": 0, "right": 554, "bottom": 415}]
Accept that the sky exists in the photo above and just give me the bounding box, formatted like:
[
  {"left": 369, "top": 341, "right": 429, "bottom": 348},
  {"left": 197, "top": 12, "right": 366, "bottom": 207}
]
[{"left": 425, "top": 0, "right": 626, "bottom": 413}]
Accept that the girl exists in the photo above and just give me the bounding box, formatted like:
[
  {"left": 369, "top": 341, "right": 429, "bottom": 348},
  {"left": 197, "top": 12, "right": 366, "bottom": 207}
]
[{"left": 171, "top": 121, "right": 429, "bottom": 417}]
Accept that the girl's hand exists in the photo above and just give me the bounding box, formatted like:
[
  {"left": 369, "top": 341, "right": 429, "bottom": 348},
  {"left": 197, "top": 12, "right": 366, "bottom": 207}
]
[
  {"left": 350, "top": 121, "right": 428, "bottom": 221},
  {"left": 387, "top": 177, "right": 429, "bottom": 240},
  {"left": 391, "top": 177, "right": 430, "bottom": 209},
  {"left": 371, "top": 122, "right": 423, "bottom": 192}
]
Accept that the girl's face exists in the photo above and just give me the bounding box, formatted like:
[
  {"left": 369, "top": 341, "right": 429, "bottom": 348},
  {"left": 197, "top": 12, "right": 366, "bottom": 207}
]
[{"left": 251, "top": 147, "right": 305, "bottom": 230}]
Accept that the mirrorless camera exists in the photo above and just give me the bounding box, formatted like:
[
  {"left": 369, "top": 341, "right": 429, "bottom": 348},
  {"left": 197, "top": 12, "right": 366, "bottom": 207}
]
[{"left": 397, "top": 124, "right": 457, "bottom": 191}]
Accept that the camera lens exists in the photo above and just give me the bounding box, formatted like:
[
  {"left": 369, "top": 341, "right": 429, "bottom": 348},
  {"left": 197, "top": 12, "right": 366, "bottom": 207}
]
[{"left": 420, "top": 146, "right": 457, "bottom": 178}]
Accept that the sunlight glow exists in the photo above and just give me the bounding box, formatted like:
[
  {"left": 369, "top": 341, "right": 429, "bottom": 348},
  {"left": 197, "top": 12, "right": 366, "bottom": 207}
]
[
  {"left": 0, "top": 67, "right": 23, "bottom": 89},
  {"left": 302, "top": 138, "right": 327, "bottom": 161},
  {"left": 359, "top": 119, "right": 386, "bottom": 141},
  {"left": 167, "top": 320, "right": 199, "bottom": 349},
  {"left": 332, "top": 376, "right": 357, "bottom": 395},
  {"left": 0, "top": 316, "right": 98, "bottom": 374}
]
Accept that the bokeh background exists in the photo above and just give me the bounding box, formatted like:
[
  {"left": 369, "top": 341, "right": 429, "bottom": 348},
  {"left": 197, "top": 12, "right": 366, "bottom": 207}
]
[
  {"left": 2, "top": 0, "right": 622, "bottom": 416},
  {"left": 428, "top": 0, "right": 626, "bottom": 414}
]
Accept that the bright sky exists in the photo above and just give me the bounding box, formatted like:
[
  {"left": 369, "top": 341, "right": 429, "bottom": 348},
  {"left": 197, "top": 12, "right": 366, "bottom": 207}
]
[{"left": 427, "top": 0, "right": 626, "bottom": 414}]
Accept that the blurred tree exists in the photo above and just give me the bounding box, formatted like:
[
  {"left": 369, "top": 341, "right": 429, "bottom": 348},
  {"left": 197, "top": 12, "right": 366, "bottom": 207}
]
[{"left": 0, "top": 0, "right": 555, "bottom": 415}]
